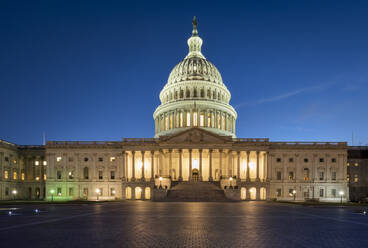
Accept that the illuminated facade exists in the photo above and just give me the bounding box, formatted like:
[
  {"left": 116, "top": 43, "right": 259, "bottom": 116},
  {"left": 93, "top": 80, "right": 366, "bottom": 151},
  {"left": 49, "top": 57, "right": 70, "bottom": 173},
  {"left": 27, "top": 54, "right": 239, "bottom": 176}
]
[{"left": 0, "top": 18, "right": 349, "bottom": 202}]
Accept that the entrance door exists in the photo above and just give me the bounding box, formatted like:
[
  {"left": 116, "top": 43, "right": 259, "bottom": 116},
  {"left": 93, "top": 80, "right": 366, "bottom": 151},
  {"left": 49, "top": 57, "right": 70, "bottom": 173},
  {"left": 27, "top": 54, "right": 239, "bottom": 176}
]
[{"left": 192, "top": 169, "right": 199, "bottom": 182}]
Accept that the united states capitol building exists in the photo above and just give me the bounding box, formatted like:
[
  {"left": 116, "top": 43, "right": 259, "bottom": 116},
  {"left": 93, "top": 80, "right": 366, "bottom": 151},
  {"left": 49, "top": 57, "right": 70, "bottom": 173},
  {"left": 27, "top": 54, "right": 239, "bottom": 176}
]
[{"left": 0, "top": 18, "right": 349, "bottom": 202}]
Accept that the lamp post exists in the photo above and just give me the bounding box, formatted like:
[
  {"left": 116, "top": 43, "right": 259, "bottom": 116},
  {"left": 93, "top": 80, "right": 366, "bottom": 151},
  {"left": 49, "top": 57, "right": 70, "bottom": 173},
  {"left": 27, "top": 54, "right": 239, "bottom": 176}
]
[
  {"left": 229, "top": 177, "right": 233, "bottom": 188},
  {"left": 12, "top": 189, "right": 17, "bottom": 200},
  {"left": 293, "top": 190, "right": 296, "bottom": 201},
  {"left": 50, "top": 189, "right": 55, "bottom": 202},
  {"left": 159, "top": 177, "right": 163, "bottom": 189},
  {"left": 339, "top": 191, "right": 344, "bottom": 204},
  {"left": 96, "top": 188, "right": 100, "bottom": 201}
]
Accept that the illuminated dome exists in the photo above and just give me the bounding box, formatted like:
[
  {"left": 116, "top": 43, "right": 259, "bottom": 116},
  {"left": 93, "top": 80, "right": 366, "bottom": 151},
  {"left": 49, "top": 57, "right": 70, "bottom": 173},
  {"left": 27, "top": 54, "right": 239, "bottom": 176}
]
[{"left": 153, "top": 17, "right": 237, "bottom": 138}]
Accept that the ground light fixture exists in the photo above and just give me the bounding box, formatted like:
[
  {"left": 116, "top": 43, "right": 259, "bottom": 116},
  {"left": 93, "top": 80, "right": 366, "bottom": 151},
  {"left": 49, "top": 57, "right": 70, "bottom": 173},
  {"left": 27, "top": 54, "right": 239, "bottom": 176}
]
[
  {"left": 229, "top": 177, "right": 233, "bottom": 188},
  {"left": 292, "top": 190, "right": 297, "bottom": 201},
  {"left": 96, "top": 188, "right": 101, "bottom": 201},
  {"left": 12, "top": 189, "right": 17, "bottom": 200},
  {"left": 339, "top": 191, "right": 344, "bottom": 204},
  {"left": 159, "top": 177, "right": 163, "bottom": 188},
  {"left": 50, "top": 189, "right": 55, "bottom": 202}
]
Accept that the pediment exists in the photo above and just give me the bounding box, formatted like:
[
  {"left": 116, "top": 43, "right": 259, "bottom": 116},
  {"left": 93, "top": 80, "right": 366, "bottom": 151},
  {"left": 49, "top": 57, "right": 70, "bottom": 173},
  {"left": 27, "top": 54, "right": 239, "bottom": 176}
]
[{"left": 159, "top": 128, "right": 232, "bottom": 144}]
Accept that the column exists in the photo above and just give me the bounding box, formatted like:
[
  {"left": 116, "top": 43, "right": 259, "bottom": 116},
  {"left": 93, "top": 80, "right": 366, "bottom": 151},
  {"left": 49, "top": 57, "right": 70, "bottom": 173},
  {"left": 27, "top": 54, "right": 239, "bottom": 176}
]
[
  {"left": 237, "top": 151, "right": 241, "bottom": 181},
  {"left": 179, "top": 149, "right": 183, "bottom": 181},
  {"left": 150, "top": 151, "right": 154, "bottom": 181},
  {"left": 189, "top": 149, "right": 192, "bottom": 180},
  {"left": 169, "top": 149, "right": 172, "bottom": 179},
  {"left": 219, "top": 149, "right": 223, "bottom": 178},
  {"left": 197, "top": 109, "right": 201, "bottom": 127},
  {"left": 199, "top": 149, "right": 203, "bottom": 181},
  {"left": 205, "top": 110, "right": 208, "bottom": 127},
  {"left": 215, "top": 111, "right": 218, "bottom": 129},
  {"left": 209, "top": 149, "right": 213, "bottom": 181},
  {"left": 141, "top": 151, "right": 145, "bottom": 180},
  {"left": 159, "top": 149, "right": 163, "bottom": 176},
  {"left": 131, "top": 151, "right": 135, "bottom": 181},
  {"left": 263, "top": 152, "right": 267, "bottom": 181},
  {"left": 190, "top": 109, "right": 193, "bottom": 127},
  {"left": 256, "top": 151, "right": 260, "bottom": 181},
  {"left": 184, "top": 109, "right": 187, "bottom": 127},
  {"left": 246, "top": 151, "right": 250, "bottom": 181},
  {"left": 122, "top": 151, "right": 126, "bottom": 181},
  {"left": 174, "top": 109, "right": 177, "bottom": 128}
]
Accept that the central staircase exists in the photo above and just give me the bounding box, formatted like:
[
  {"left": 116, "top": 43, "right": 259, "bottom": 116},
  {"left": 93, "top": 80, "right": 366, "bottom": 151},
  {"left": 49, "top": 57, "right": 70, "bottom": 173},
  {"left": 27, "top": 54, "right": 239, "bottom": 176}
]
[{"left": 164, "top": 181, "right": 230, "bottom": 202}]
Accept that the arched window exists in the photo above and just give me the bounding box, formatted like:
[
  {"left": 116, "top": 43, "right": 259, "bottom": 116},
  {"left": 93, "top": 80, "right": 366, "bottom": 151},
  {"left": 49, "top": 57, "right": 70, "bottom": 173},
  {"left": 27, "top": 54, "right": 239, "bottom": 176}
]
[
  {"left": 200, "top": 88, "right": 204, "bottom": 97},
  {"left": 145, "top": 187, "right": 151, "bottom": 200},
  {"left": 193, "top": 88, "right": 197, "bottom": 97},
  {"left": 135, "top": 187, "right": 142, "bottom": 200},
  {"left": 260, "top": 187, "right": 266, "bottom": 200},
  {"left": 213, "top": 91, "right": 216, "bottom": 99},
  {"left": 241, "top": 187, "right": 247, "bottom": 200},
  {"left": 83, "top": 167, "right": 89, "bottom": 179},
  {"left": 218, "top": 92, "right": 220, "bottom": 100},
  {"left": 186, "top": 89, "right": 190, "bottom": 98},
  {"left": 174, "top": 91, "right": 178, "bottom": 99},
  {"left": 180, "top": 89, "right": 184, "bottom": 98},
  {"left": 207, "top": 89, "right": 211, "bottom": 98},
  {"left": 125, "top": 187, "right": 132, "bottom": 199},
  {"left": 250, "top": 187, "right": 256, "bottom": 200}
]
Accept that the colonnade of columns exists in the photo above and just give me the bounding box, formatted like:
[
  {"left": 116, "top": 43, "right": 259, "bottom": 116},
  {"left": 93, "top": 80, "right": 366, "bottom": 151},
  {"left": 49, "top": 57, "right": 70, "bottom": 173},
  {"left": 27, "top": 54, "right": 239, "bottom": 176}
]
[
  {"left": 122, "top": 149, "right": 268, "bottom": 182},
  {"left": 155, "top": 109, "right": 236, "bottom": 135}
]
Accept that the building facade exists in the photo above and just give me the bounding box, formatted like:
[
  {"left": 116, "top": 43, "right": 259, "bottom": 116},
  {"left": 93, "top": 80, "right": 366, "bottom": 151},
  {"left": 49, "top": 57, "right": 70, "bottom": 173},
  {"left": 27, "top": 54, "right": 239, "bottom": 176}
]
[
  {"left": 347, "top": 146, "right": 368, "bottom": 202},
  {"left": 0, "top": 18, "right": 349, "bottom": 202}
]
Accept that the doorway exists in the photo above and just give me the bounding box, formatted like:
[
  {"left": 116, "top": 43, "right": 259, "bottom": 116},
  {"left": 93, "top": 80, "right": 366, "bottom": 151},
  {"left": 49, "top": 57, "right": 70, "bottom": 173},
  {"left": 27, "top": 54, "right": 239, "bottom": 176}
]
[{"left": 192, "top": 169, "right": 199, "bottom": 182}]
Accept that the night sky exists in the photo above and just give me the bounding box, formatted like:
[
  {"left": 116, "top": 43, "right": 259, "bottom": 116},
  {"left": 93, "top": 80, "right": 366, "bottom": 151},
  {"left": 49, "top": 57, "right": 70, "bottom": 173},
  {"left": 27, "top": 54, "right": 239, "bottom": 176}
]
[{"left": 1, "top": 0, "right": 367, "bottom": 145}]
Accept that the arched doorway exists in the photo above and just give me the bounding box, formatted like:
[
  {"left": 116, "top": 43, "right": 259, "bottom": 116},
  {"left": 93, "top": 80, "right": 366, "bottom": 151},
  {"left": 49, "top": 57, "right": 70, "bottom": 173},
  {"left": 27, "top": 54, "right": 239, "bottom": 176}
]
[
  {"left": 192, "top": 169, "right": 199, "bottom": 182},
  {"left": 241, "top": 187, "right": 247, "bottom": 200}
]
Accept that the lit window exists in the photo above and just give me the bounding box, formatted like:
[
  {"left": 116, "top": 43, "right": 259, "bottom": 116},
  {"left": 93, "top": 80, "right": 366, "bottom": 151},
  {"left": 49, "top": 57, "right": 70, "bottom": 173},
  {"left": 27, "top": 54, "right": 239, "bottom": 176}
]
[
  {"left": 304, "top": 168, "right": 310, "bottom": 181},
  {"left": 354, "top": 163, "right": 358, "bottom": 167},
  {"left": 288, "top": 171, "right": 294, "bottom": 180},
  {"left": 207, "top": 113, "right": 211, "bottom": 127},
  {"left": 68, "top": 171, "right": 74, "bottom": 179},
  {"left": 35, "top": 161, "right": 39, "bottom": 166},
  {"left": 13, "top": 159, "right": 17, "bottom": 164},
  {"left": 347, "top": 174, "right": 350, "bottom": 182},
  {"left": 186, "top": 112, "right": 191, "bottom": 127},
  {"left": 110, "top": 157, "right": 116, "bottom": 162},
  {"left": 354, "top": 174, "right": 358, "bottom": 182},
  {"left": 44, "top": 174, "right": 47, "bottom": 180},
  {"left": 4, "top": 170, "right": 9, "bottom": 179},
  {"left": 43, "top": 161, "right": 47, "bottom": 166},
  {"left": 21, "top": 172, "right": 25, "bottom": 181},
  {"left": 57, "top": 188, "right": 62, "bottom": 196},
  {"left": 13, "top": 171, "right": 17, "bottom": 180},
  {"left": 200, "top": 113, "right": 204, "bottom": 127},
  {"left": 35, "top": 176, "right": 40, "bottom": 181},
  {"left": 56, "top": 157, "right": 62, "bottom": 162},
  {"left": 193, "top": 112, "right": 198, "bottom": 126},
  {"left": 347, "top": 162, "right": 350, "bottom": 166},
  {"left": 111, "top": 188, "right": 116, "bottom": 196}
]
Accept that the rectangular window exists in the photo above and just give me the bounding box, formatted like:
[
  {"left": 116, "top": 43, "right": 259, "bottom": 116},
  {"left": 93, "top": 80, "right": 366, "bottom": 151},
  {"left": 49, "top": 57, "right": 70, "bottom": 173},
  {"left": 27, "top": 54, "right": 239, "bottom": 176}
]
[
  {"left": 99, "top": 188, "right": 103, "bottom": 196},
  {"left": 110, "top": 171, "right": 115, "bottom": 180},
  {"left": 276, "top": 188, "right": 281, "bottom": 197},
  {"left": 179, "top": 112, "right": 183, "bottom": 127},
  {"left": 98, "top": 157, "right": 103, "bottom": 162},
  {"left": 4, "top": 170, "right": 9, "bottom": 179},
  {"left": 69, "top": 187, "right": 74, "bottom": 196},
  {"left": 43, "top": 161, "right": 47, "bottom": 165},
  {"left": 331, "top": 171, "right": 336, "bottom": 180},
  {"left": 276, "top": 171, "right": 282, "bottom": 180},
  {"left": 354, "top": 175, "right": 358, "bottom": 182},
  {"left": 68, "top": 157, "right": 74, "bottom": 162},
  {"left": 110, "top": 157, "right": 116, "bottom": 162},
  {"left": 200, "top": 113, "right": 204, "bottom": 127},
  {"left": 57, "top": 188, "right": 62, "bottom": 196},
  {"left": 56, "top": 157, "right": 62, "bottom": 162},
  {"left": 68, "top": 171, "right": 74, "bottom": 180},
  {"left": 57, "top": 170, "right": 62, "bottom": 180},
  {"left": 304, "top": 168, "right": 309, "bottom": 181},
  {"left": 319, "top": 158, "right": 324, "bottom": 163},
  {"left": 319, "top": 171, "right": 324, "bottom": 180},
  {"left": 288, "top": 171, "right": 294, "bottom": 180},
  {"left": 5, "top": 187, "right": 9, "bottom": 196},
  {"left": 35, "top": 161, "right": 39, "bottom": 166},
  {"left": 304, "top": 158, "right": 309, "bottom": 163},
  {"left": 319, "top": 188, "right": 324, "bottom": 197},
  {"left": 111, "top": 188, "right": 116, "bottom": 196},
  {"left": 289, "top": 158, "right": 294, "bottom": 163},
  {"left": 276, "top": 158, "right": 281, "bottom": 163},
  {"left": 193, "top": 112, "right": 198, "bottom": 126},
  {"left": 186, "top": 112, "right": 191, "bottom": 127},
  {"left": 21, "top": 172, "right": 25, "bottom": 181},
  {"left": 303, "top": 191, "right": 309, "bottom": 198},
  {"left": 83, "top": 188, "right": 88, "bottom": 197},
  {"left": 331, "top": 189, "right": 336, "bottom": 198},
  {"left": 207, "top": 113, "right": 211, "bottom": 127},
  {"left": 288, "top": 189, "right": 294, "bottom": 197},
  {"left": 13, "top": 171, "right": 17, "bottom": 180},
  {"left": 331, "top": 158, "right": 336, "bottom": 163},
  {"left": 5, "top": 157, "right": 9, "bottom": 162},
  {"left": 98, "top": 170, "right": 103, "bottom": 180}
]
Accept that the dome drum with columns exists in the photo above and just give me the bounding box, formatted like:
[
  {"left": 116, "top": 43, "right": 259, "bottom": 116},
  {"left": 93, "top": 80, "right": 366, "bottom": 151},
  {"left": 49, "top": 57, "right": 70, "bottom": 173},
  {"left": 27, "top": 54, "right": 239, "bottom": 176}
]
[{"left": 154, "top": 17, "right": 237, "bottom": 138}]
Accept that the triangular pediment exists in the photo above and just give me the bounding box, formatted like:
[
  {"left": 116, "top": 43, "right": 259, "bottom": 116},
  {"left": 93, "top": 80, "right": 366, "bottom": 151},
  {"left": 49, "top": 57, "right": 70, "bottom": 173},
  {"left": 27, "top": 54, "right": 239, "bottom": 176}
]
[{"left": 159, "top": 128, "right": 232, "bottom": 144}]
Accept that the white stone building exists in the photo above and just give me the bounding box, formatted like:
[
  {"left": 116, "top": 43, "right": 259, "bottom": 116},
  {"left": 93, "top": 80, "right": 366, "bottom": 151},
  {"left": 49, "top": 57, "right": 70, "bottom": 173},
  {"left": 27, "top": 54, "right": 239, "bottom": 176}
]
[{"left": 0, "top": 18, "right": 348, "bottom": 202}]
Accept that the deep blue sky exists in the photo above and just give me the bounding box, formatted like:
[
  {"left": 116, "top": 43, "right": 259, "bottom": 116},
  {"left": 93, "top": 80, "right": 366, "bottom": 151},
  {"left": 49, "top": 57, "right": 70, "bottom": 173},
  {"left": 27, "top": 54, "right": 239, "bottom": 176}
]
[{"left": 1, "top": 0, "right": 368, "bottom": 145}]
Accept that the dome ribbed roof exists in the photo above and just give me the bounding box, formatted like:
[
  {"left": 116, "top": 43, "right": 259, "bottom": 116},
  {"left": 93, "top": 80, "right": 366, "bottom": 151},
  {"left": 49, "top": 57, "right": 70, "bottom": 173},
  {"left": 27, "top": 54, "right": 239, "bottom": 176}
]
[{"left": 167, "top": 57, "right": 223, "bottom": 86}]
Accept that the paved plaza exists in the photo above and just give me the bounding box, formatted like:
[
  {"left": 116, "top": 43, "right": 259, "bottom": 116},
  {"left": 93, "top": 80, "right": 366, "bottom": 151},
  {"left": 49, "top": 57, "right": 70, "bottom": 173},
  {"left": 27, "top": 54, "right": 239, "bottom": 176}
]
[{"left": 0, "top": 201, "right": 367, "bottom": 248}]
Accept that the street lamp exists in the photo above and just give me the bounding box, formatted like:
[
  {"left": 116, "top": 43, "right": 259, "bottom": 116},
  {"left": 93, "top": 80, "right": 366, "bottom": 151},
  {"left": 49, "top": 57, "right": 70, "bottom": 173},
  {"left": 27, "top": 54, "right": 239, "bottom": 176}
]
[
  {"left": 12, "top": 189, "right": 17, "bottom": 200},
  {"left": 96, "top": 188, "right": 100, "bottom": 201},
  {"left": 292, "top": 190, "right": 296, "bottom": 201},
  {"left": 339, "top": 191, "right": 344, "bottom": 204},
  {"left": 50, "top": 189, "right": 55, "bottom": 202},
  {"left": 159, "top": 177, "right": 163, "bottom": 189},
  {"left": 229, "top": 177, "right": 233, "bottom": 188}
]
